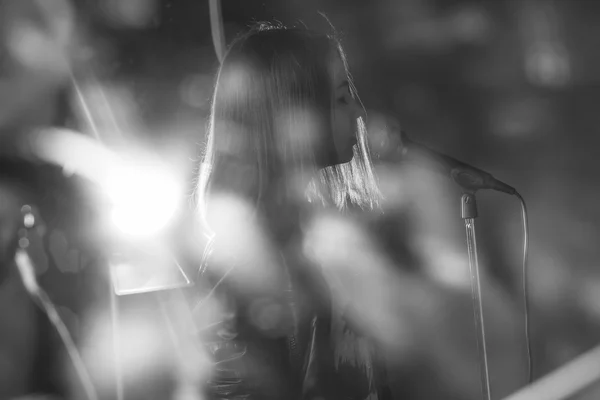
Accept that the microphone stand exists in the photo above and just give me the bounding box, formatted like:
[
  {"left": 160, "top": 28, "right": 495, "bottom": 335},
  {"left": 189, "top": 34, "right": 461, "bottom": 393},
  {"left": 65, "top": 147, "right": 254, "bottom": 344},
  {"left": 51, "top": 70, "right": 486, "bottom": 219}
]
[
  {"left": 400, "top": 130, "right": 518, "bottom": 399},
  {"left": 462, "top": 192, "right": 491, "bottom": 400}
]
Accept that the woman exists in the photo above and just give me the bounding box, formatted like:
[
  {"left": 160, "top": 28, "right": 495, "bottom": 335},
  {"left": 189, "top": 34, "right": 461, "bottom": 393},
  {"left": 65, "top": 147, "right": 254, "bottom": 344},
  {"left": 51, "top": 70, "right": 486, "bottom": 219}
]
[{"left": 192, "top": 22, "right": 390, "bottom": 400}]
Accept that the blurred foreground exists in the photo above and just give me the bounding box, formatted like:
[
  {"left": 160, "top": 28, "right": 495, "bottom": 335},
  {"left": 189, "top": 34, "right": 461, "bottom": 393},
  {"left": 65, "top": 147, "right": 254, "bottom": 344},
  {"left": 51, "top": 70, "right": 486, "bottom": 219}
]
[{"left": 3, "top": 0, "right": 600, "bottom": 399}]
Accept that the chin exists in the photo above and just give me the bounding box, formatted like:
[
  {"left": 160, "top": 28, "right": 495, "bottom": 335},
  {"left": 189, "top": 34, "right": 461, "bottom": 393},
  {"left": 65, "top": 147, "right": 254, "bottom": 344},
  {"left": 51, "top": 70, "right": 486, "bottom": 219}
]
[
  {"left": 320, "top": 145, "right": 356, "bottom": 167},
  {"left": 338, "top": 149, "right": 355, "bottom": 165}
]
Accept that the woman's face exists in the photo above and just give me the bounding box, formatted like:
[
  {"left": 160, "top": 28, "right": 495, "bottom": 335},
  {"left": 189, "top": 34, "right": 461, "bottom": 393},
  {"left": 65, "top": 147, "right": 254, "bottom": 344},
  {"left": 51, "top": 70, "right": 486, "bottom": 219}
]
[{"left": 328, "top": 53, "right": 365, "bottom": 165}]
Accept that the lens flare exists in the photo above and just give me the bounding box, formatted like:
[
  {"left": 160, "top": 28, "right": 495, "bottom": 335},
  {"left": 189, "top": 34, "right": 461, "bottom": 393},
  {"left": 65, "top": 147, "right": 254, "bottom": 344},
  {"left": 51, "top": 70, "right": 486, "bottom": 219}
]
[
  {"left": 28, "top": 129, "right": 183, "bottom": 238},
  {"left": 106, "top": 162, "right": 181, "bottom": 237}
]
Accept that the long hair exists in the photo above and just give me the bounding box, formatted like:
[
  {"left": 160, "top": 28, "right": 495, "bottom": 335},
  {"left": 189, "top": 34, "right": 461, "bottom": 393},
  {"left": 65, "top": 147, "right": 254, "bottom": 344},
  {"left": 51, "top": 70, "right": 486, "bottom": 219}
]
[{"left": 196, "top": 22, "right": 381, "bottom": 234}]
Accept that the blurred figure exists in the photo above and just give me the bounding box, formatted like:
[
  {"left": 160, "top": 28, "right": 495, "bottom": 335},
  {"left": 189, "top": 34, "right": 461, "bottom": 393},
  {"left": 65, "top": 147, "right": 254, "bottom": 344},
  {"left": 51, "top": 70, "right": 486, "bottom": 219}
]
[
  {"left": 0, "top": 0, "right": 78, "bottom": 384},
  {"left": 0, "top": 1, "right": 103, "bottom": 396},
  {"left": 192, "top": 22, "right": 389, "bottom": 400}
]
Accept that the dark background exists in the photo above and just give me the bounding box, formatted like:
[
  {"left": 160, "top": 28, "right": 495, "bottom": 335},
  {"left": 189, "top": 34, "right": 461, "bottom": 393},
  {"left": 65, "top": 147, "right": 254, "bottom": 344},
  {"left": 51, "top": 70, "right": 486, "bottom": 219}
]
[{"left": 2, "top": 0, "right": 600, "bottom": 399}]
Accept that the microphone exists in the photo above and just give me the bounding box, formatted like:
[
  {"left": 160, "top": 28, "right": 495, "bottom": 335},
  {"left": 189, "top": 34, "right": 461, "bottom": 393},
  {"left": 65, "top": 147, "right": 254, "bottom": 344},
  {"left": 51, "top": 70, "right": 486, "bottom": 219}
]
[{"left": 399, "top": 130, "right": 516, "bottom": 195}]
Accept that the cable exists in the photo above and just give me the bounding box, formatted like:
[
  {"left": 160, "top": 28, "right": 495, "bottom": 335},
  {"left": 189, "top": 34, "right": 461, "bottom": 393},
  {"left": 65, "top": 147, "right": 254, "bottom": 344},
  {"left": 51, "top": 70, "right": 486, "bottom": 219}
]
[
  {"left": 209, "top": 0, "right": 226, "bottom": 63},
  {"left": 515, "top": 191, "right": 532, "bottom": 384},
  {"left": 15, "top": 249, "right": 99, "bottom": 400}
]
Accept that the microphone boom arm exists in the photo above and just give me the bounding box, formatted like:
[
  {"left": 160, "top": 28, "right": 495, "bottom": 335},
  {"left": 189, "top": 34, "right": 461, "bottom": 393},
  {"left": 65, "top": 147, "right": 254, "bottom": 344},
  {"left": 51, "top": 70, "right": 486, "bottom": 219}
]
[{"left": 400, "top": 131, "right": 516, "bottom": 195}]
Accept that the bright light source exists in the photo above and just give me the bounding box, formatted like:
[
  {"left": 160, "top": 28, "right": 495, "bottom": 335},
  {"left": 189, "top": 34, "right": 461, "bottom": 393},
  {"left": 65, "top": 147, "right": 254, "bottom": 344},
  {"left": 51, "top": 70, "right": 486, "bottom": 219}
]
[
  {"left": 28, "top": 128, "right": 182, "bottom": 238},
  {"left": 106, "top": 161, "right": 181, "bottom": 238}
]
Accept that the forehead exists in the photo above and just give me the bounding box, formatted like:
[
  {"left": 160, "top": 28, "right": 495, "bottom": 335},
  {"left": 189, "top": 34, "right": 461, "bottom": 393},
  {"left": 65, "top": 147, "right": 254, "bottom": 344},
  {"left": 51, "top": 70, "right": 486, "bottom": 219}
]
[{"left": 329, "top": 52, "right": 347, "bottom": 84}]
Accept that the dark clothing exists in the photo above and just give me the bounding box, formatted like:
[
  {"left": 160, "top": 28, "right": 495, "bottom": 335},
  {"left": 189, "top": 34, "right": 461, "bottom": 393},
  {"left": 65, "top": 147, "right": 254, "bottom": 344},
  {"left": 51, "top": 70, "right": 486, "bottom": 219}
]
[{"left": 191, "top": 237, "right": 392, "bottom": 400}]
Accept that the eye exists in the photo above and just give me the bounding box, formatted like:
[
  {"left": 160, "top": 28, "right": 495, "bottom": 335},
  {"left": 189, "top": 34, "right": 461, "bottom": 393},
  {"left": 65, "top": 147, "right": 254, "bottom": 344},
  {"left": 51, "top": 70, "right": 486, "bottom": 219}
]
[{"left": 337, "top": 95, "right": 349, "bottom": 105}]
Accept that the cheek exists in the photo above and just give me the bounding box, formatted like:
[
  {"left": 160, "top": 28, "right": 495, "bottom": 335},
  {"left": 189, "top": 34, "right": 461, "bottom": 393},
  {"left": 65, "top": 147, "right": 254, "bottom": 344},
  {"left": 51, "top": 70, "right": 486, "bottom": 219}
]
[{"left": 332, "top": 109, "right": 355, "bottom": 152}]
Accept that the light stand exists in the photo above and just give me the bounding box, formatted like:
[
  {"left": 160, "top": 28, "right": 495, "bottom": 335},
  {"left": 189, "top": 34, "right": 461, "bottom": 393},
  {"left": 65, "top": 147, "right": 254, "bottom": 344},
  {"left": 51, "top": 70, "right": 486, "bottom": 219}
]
[
  {"left": 110, "top": 280, "right": 124, "bottom": 400},
  {"left": 462, "top": 192, "right": 492, "bottom": 400}
]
